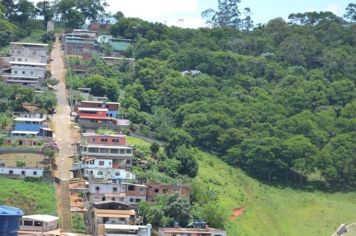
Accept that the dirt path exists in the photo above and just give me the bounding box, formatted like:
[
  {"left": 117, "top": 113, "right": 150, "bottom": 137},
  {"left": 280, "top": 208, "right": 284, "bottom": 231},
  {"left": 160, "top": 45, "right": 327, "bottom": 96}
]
[{"left": 50, "top": 36, "right": 78, "bottom": 232}]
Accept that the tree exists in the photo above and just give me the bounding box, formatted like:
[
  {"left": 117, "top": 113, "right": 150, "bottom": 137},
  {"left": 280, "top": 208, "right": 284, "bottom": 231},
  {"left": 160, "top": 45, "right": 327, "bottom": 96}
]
[
  {"left": 165, "top": 128, "right": 193, "bottom": 156},
  {"left": 150, "top": 142, "right": 160, "bottom": 155},
  {"left": 34, "top": 90, "right": 57, "bottom": 111},
  {"left": 344, "top": 3, "right": 356, "bottom": 22},
  {"left": 174, "top": 146, "right": 198, "bottom": 178},
  {"left": 202, "top": 0, "right": 243, "bottom": 28},
  {"left": 113, "top": 11, "right": 124, "bottom": 21},
  {"left": 76, "top": 0, "right": 107, "bottom": 21},
  {"left": 319, "top": 132, "right": 356, "bottom": 187},
  {"left": 36, "top": 1, "right": 54, "bottom": 29}
]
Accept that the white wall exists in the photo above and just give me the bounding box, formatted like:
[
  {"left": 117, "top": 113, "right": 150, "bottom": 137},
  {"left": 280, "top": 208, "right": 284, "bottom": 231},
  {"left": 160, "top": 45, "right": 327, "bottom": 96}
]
[
  {"left": 11, "top": 65, "right": 46, "bottom": 79},
  {"left": 0, "top": 167, "right": 44, "bottom": 177},
  {"left": 83, "top": 168, "right": 135, "bottom": 180}
]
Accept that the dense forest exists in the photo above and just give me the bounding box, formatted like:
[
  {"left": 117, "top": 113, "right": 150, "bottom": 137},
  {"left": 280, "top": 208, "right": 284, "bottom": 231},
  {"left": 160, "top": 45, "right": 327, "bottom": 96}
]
[
  {"left": 1, "top": 0, "right": 355, "bottom": 189},
  {"left": 71, "top": 2, "right": 356, "bottom": 189}
]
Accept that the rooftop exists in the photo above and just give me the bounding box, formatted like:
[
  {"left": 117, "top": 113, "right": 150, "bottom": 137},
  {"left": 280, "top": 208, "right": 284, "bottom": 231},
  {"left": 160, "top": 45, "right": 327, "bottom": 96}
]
[
  {"left": 104, "top": 224, "right": 150, "bottom": 230},
  {"left": 11, "top": 42, "right": 48, "bottom": 47},
  {"left": 81, "top": 100, "right": 119, "bottom": 105},
  {"left": 81, "top": 144, "right": 131, "bottom": 149},
  {"left": 10, "top": 61, "right": 47, "bottom": 66},
  {"left": 159, "top": 227, "right": 225, "bottom": 233},
  {"left": 0, "top": 205, "right": 23, "bottom": 216},
  {"left": 22, "top": 214, "right": 59, "bottom": 223},
  {"left": 14, "top": 117, "right": 46, "bottom": 122},
  {"left": 94, "top": 209, "right": 135, "bottom": 218},
  {"left": 78, "top": 107, "right": 108, "bottom": 112}
]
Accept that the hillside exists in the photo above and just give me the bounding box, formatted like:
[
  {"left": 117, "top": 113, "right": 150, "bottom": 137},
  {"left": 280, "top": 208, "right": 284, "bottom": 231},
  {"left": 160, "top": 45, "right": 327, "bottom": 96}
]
[
  {"left": 0, "top": 177, "right": 57, "bottom": 215},
  {"left": 127, "top": 136, "right": 356, "bottom": 236}
]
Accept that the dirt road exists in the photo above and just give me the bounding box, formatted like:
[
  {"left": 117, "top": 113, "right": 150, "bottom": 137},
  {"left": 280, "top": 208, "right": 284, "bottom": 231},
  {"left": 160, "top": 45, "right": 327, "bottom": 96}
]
[{"left": 50, "top": 36, "right": 79, "bottom": 232}]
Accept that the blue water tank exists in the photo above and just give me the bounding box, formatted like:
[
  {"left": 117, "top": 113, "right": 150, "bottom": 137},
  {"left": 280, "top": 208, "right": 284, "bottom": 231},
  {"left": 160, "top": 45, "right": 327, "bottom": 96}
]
[{"left": 0, "top": 205, "right": 23, "bottom": 236}]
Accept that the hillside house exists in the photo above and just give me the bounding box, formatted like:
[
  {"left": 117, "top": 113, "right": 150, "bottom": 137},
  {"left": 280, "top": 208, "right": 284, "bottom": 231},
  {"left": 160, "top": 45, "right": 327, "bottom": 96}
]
[
  {"left": 82, "top": 132, "right": 127, "bottom": 145},
  {"left": 78, "top": 157, "right": 135, "bottom": 180},
  {"left": 78, "top": 143, "right": 133, "bottom": 169},
  {"left": 77, "top": 100, "right": 120, "bottom": 117},
  {"left": 109, "top": 38, "right": 131, "bottom": 56},
  {"left": 0, "top": 166, "right": 44, "bottom": 178},
  {"left": 103, "top": 224, "right": 152, "bottom": 236},
  {"left": 89, "top": 181, "right": 147, "bottom": 204},
  {"left": 19, "top": 215, "right": 59, "bottom": 235},
  {"left": 146, "top": 181, "right": 190, "bottom": 202},
  {"left": 2, "top": 42, "right": 48, "bottom": 88},
  {"left": 63, "top": 30, "right": 97, "bottom": 59},
  {"left": 89, "top": 22, "right": 111, "bottom": 32},
  {"left": 158, "top": 227, "right": 227, "bottom": 236},
  {"left": 10, "top": 116, "right": 53, "bottom": 139},
  {"left": 94, "top": 208, "right": 137, "bottom": 225}
]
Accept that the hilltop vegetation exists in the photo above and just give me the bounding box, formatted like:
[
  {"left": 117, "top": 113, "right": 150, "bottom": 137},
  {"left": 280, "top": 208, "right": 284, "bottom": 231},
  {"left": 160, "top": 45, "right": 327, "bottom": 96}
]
[{"left": 65, "top": 3, "right": 356, "bottom": 189}]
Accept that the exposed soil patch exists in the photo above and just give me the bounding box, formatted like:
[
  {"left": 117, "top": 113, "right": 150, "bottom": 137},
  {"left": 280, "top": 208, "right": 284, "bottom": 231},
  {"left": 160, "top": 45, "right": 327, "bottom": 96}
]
[{"left": 230, "top": 206, "right": 245, "bottom": 220}]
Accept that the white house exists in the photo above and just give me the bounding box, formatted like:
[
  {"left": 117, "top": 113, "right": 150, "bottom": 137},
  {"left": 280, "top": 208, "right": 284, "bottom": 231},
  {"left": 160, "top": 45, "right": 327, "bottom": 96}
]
[
  {"left": 0, "top": 166, "right": 44, "bottom": 178},
  {"left": 19, "top": 215, "right": 59, "bottom": 232},
  {"left": 3, "top": 42, "right": 48, "bottom": 88},
  {"left": 104, "top": 224, "right": 152, "bottom": 236},
  {"left": 89, "top": 181, "right": 147, "bottom": 204},
  {"left": 80, "top": 157, "right": 136, "bottom": 180}
]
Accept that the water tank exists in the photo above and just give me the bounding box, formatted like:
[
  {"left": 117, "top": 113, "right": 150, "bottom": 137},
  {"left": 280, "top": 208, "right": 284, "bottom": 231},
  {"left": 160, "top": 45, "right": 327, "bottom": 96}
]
[{"left": 0, "top": 205, "right": 24, "bottom": 236}]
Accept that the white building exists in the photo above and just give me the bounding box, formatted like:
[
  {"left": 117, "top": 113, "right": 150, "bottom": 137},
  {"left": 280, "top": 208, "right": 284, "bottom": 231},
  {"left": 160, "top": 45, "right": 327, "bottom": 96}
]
[
  {"left": 19, "top": 215, "right": 59, "bottom": 232},
  {"left": 0, "top": 166, "right": 44, "bottom": 177},
  {"left": 3, "top": 42, "right": 48, "bottom": 88},
  {"left": 104, "top": 224, "right": 152, "bottom": 236},
  {"left": 89, "top": 181, "right": 147, "bottom": 204},
  {"left": 80, "top": 157, "right": 136, "bottom": 180}
]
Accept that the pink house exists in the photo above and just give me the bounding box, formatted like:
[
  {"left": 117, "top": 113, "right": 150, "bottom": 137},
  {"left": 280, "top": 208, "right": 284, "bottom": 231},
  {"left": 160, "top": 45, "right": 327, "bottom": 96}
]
[{"left": 83, "top": 133, "right": 127, "bottom": 146}]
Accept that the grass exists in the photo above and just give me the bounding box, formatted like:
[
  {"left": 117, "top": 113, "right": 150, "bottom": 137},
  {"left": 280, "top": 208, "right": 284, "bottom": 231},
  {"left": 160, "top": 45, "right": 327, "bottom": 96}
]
[
  {"left": 72, "top": 212, "right": 87, "bottom": 233},
  {"left": 127, "top": 136, "right": 356, "bottom": 236},
  {"left": 0, "top": 177, "right": 57, "bottom": 215}
]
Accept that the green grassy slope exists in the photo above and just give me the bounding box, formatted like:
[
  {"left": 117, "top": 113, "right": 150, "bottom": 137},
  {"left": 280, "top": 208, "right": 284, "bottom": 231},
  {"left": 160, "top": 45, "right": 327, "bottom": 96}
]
[
  {"left": 0, "top": 177, "right": 57, "bottom": 215},
  {"left": 127, "top": 136, "right": 356, "bottom": 236},
  {"left": 194, "top": 151, "right": 356, "bottom": 236}
]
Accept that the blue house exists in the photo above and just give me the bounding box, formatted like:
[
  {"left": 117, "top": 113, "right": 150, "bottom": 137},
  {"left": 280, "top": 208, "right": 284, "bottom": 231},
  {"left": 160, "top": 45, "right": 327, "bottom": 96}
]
[{"left": 11, "top": 117, "right": 53, "bottom": 138}]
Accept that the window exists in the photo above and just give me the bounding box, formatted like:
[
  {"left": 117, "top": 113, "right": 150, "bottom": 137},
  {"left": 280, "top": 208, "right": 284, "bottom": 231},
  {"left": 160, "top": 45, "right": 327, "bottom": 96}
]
[
  {"left": 30, "top": 71, "right": 34, "bottom": 75},
  {"left": 112, "top": 139, "right": 119, "bottom": 143},
  {"left": 129, "top": 198, "right": 134, "bottom": 202},
  {"left": 99, "top": 161, "right": 105, "bottom": 166},
  {"left": 110, "top": 149, "right": 118, "bottom": 154},
  {"left": 34, "top": 221, "right": 43, "bottom": 226},
  {"left": 99, "top": 148, "right": 108, "bottom": 153},
  {"left": 88, "top": 147, "right": 99, "bottom": 153},
  {"left": 24, "top": 220, "right": 33, "bottom": 226},
  {"left": 97, "top": 171, "right": 103, "bottom": 175},
  {"left": 126, "top": 149, "right": 132, "bottom": 154},
  {"left": 113, "top": 187, "right": 117, "bottom": 192},
  {"left": 89, "top": 160, "right": 95, "bottom": 164},
  {"left": 102, "top": 197, "right": 106, "bottom": 201},
  {"left": 101, "top": 138, "right": 108, "bottom": 142},
  {"left": 18, "top": 58, "right": 22, "bottom": 62},
  {"left": 33, "top": 171, "right": 37, "bottom": 175},
  {"left": 14, "top": 70, "right": 18, "bottom": 74},
  {"left": 135, "top": 199, "right": 141, "bottom": 203},
  {"left": 112, "top": 198, "right": 115, "bottom": 201},
  {"left": 119, "top": 149, "right": 125, "bottom": 154},
  {"left": 95, "top": 186, "right": 100, "bottom": 191},
  {"left": 128, "top": 185, "right": 135, "bottom": 191},
  {"left": 154, "top": 188, "right": 159, "bottom": 193},
  {"left": 115, "top": 172, "right": 120, "bottom": 176},
  {"left": 92, "top": 138, "right": 96, "bottom": 141},
  {"left": 9, "top": 170, "right": 13, "bottom": 175},
  {"left": 21, "top": 171, "right": 25, "bottom": 175}
]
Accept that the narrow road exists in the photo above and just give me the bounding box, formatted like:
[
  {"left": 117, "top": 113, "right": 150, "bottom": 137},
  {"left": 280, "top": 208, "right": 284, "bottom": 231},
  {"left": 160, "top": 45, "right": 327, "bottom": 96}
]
[{"left": 50, "top": 36, "right": 78, "bottom": 232}]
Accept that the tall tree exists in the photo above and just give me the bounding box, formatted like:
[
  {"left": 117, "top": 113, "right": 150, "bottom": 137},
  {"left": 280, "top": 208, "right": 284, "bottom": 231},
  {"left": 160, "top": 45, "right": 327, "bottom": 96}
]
[
  {"left": 202, "top": 0, "right": 253, "bottom": 29},
  {"left": 344, "top": 3, "right": 356, "bottom": 22},
  {"left": 36, "top": 1, "right": 54, "bottom": 29}
]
